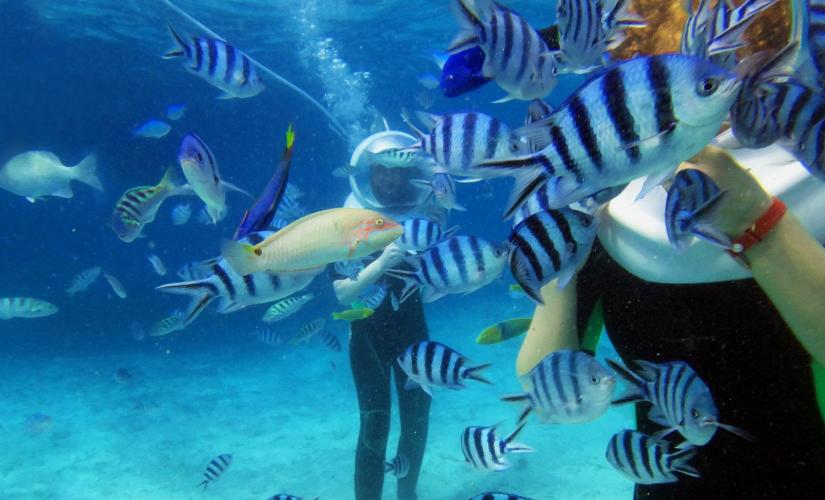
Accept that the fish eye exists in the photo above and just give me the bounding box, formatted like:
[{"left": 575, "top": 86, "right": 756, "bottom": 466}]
[
  {"left": 697, "top": 78, "right": 719, "bottom": 96},
  {"left": 375, "top": 218, "right": 384, "bottom": 226},
  {"left": 691, "top": 409, "right": 700, "bottom": 418},
  {"left": 477, "top": 265, "right": 485, "bottom": 272},
  {"left": 196, "top": 152, "right": 203, "bottom": 162},
  {"left": 590, "top": 375, "right": 599, "bottom": 384}
]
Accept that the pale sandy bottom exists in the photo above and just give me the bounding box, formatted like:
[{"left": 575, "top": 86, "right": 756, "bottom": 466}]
[{"left": 0, "top": 293, "right": 635, "bottom": 500}]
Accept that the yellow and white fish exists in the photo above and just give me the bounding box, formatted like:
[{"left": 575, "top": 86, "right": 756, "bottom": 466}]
[
  {"left": 111, "top": 167, "right": 188, "bottom": 243},
  {"left": 0, "top": 151, "right": 102, "bottom": 202},
  {"left": 0, "top": 298, "right": 58, "bottom": 319},
  {"left": 221, "top": 208, "right": 402, "bottom": 276}
]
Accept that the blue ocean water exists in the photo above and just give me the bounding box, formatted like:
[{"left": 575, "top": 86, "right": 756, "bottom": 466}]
[{"left": 0, "top": 1, "right": 633, "bottom": 498}]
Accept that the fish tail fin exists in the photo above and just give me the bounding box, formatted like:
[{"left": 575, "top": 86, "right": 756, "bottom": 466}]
[
  {"left": 285, "top": 124, "right": 295, "bottom": 150},
  {"left": 157, "top": 165, "right": 184, "bottom": 194},
  {"left": 706, "top": 0, "right": 776, "bottom": 56},
  {"left": 685, "top": 189, "right": 733, "bottom": 250},
  {"left": 155, "top": 279, "right": 214, "bottom": 296},
  {"left": 197, "top": 480, "right": 209, "bottom": 491},
  {"left": 448, "top": 0, "right": 484, "bottom": 53},
  {"left": 475, "top": 153, "right": 553, "bottom": 217},
  {"left": 605, "top": 359, "right": 648, "bottom": 405},
  {"left": 669, "top": 447, "right": 701, "bottom": 478},
  {"left": 72, "top": 153, "right": 103, "bottom": 191},
  {"left": 501, "top": 393, "right": 533, "bottom": 426},
  {"left": 463, "top": 363, "right": 493, "bottom": 385},
  {"left": 384, "top": 462, "right": 394, "bottom": 473},
  {"left": 220, "top": 239, "right": 259, "bottom": 276},
  {"left": 510, "top": 250, "right": 546, "bottom": 305},
  {"left": 503, "top": 422, "right": 534, "bottom": 453},
  {"left": 164, "top": 23, "right": 188, "bottom": 59},
  {"left": 183, "top": 292, "right": 216, "bottom": 325},
  {"left": 331, "top": 312, "right": 342, "bottom": 320},
  {"left": 383, "top": 268, "right": 421, "bottom": 303}
]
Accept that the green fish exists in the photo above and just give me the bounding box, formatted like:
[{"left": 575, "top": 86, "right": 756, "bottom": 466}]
[
  {"left": 332, "top": 307, "right": 375, "bottom": 321},
  {"left": 476, "top": 317, "right": 532, "bottom": 345}
]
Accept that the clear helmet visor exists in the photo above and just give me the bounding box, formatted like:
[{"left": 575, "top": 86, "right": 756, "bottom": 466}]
[{"left": 348, "top": 131, "right": 433, "bottom": 216}]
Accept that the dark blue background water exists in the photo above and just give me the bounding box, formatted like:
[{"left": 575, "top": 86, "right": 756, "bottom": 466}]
[{"left": 0, "top": 0, "right": 582, "bottom": 356}]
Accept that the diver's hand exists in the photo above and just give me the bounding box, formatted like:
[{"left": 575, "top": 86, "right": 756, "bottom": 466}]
[
  {"left": 683, "top": 145, "right": 772, "bottom": 239},
  {"left": 375, "top": 242, "right": 405, "bottom": 271}
]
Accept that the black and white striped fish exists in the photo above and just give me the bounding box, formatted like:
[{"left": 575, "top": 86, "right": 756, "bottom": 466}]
[
  {"left": 149, "top": 310, "right": 186, "bottom": 337},
  {"left": 477, "top": 54, "right": 740, "bottom": 217},
  {"left": 157, "top": 232, "right": 321, "bottom": 325},
  {"left": 66, "top": 266, "right": 102, "bottom": 295},
  {"left": 606, "top": 430, "right": 700, "bottom": 484},
  {"left": 468, "top": 494, "right": 534, "bottom": 500},
  {"left": 164, "top": 24, "right": 264, "bottom": 99},
  {"left": 397, "top": 341, "right": 491, "bottom": 397},
  {"left": 461, "top": 423, "right": 534, "bottom": 471},
  {"left": 112, "top": 167, "right": 188, "bottom": 242},
  {"left": 384, "top": 454, "right": 410, "bottom": 478},
  {"left": 607, "top": 359, "right": 753, "bottom": 446},
  {"left": 359, "top": 285, "right": 388, "bottom": 310},
  {"left": 318, "top": 330, "right": 342, "bottom": 352},
  {"left": 411, "top": 171, "right": 469, "bottom": 212},
  {"left": 449, "top": 0, "right": 558, "bottom": 102},
  {"left": 413, "top": 111, "right": 528, "bottom": 175},
  {"left": 261, "top": 293, "right": 314, "bottom": 323},
  {"left": 177, "top": 260, "right": 212, "bottom": 281},
  {"left": 364, "top": 148, "right": 436, "bottom": 169},
  {"left": 0, "top": 297, "right": 58, "bottom": 320},
  {"left": 334, "top": 259, "right": 365, "bottom": 280},
  {"left": 256, "top": 328, "right": 282, "bottom": 346},
  {"left": 397, "top": 218, "right": 457, "bottom": 253},
  {"left": 555, "top": 0, "right": 645, "bottom": 74},
  {"left": 291, "top": 317, "right": 326, "bottom": 345},
  {"left": 665, "top": 168, "right": 730, "bottom": 252},
  {"left": 197, "top": 453, "right": 232, "bottom": 490},
  {"left": 508, "top": 208, "right": 598, "bottom": 304},
  {"left": 681, "top": 0, "right": 777, "bottom": 70},
  {"left": 502, "top": 350, "right": 615, "bottom": 425},
  {"left": 386, "top": 236, "right": 509, "bottom": 303}
]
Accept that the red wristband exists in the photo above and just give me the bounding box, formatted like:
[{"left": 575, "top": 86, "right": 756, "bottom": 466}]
[{"left": 726, "top": 197, "right": 787, "bottom": 263}]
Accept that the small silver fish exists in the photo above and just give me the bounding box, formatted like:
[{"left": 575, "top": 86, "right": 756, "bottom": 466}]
[
  {"left": 103, "top": 271, "right": 128, "bottom": 299},
  {"left": 171, "top": 203, "right": 192, "bottom": 225},
  {"left": 0, "top": 298, "right": 58, "bottom": 320},
  {"left": 261, "top": 293, "right": 314, "bottom": 323},
  {"left": 66, "top": 266, "right": 102, "bottom": 295},
  {"left": 147, "top": 254, "right": 167, "bottom": 276},
  {"left": 290, "top": 317, "right": 326, "bottom": 345},
  {"left": 166, "top": 103, "right": 186, "bottom": 121},
  {"left": 133, "top": 120, "right": 171, "bottom": 139}
]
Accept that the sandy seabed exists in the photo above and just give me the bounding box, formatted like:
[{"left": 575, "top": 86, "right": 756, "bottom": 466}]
[{"left": 0, "top": 294, "right": 634, "bottom": 500}]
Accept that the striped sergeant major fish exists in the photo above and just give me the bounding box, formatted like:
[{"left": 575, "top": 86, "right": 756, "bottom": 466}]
[
  {"left": 555, "top": 0, "right": 645, "bottom": 74},
  {"left": 448, "top": 0, "right": 558, "bottom": 102},
  {"left": 409, "top": 111, "right": 529, "bottom": 176},
  {"left": 0, "top": 297, "right": 58, "bottom": 320},
  {"left": 508, "top": 208, "right": 598, "bottom": 304},
  {"left": 198, "top": 453, "right": 232, "bottom": 490},
  {"left": 411, "top": 170, "right": 471, "bottom": 212},
  {"left": 605, "top": 430, "right": 700, "bottom": 484},
  {"left": 149, "top": 310, "right": 186, "bottom": 337},
  {"left": 157, "top": 232, "right": 322, "bottom": 325},
  {"left": 384, "top": 454, "right": 410, "bottom": 478},
  {"left": 112, "top": 167, "right": 188, "bottom": 243},
  {"left": 476, "top": 54, "right": 740, "bottom": 218},
  {"left": 358, "top": 285, "right": 388, "bottom": 310},
  {"left": 680, "top": 0, "right": 778, "bottom": 70},
  {"left": 665, "top": 168, "right": 730, "bottom": 252},
  {"left": 607, "top": 359, "right": 754, "bottom": 446},
  {"left": 396, "top": 218, "right": 458, "bottom": 253},
  {"left": 396, "top": 340, "right": 492, "bottom": 397},
  {"left": 363, "top": 148, "right": 436, "bottom": 169},
  {"left": 256, "top": 328, "right": 283, "bottom": 346},
  {"left": 333, "top": 259, "right": 365, "bottom": 280},
  {"left": 178, "top": 133, "right": 251, "bottom": 224},
  {"left": 460, "top": 423, "right": 534, "bottom": 471},
  {"left": 177, "top": 260, "right": 212, "bottom": 281},
  {"left": 234, "top": 125, "right": 295, "bottom": 240},
  {"left": 468, "top": 494, "right": 534, "bottom": 500},
  {"left": 261, "top": 293, "right": 314, "bottom": 323},
  {"left": 386, "top": 236, "right": 509, "bottom": 303},
  {"left": 502, "top": 350, "right": 615, "bottom": 425},
  {"left": 290, "top": 317, "right": 326, "bottom": 345},
  {"left": 164, "top": 24, "right": 264, "bottom": 99},
  {"left": 318, "top": 330, "right": 341, "bottom": 352},
  {"left": 66, "top": 266, "right": 102, "bottom": 295}
]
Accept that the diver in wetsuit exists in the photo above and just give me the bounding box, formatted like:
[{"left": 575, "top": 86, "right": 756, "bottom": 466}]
[{"left": 332, "top": 130, "right": 440, "bottom": 500}]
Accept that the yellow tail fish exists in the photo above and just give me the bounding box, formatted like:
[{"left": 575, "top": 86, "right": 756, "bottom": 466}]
[
  {"left": 476, "top": 317, "right": 532, "bottom": 345},
  {"left": 332, "top": 307, "right": 375, "bottom": 321},
  {"left": 221, "top": 208, "right": 402, "bottom": 276}
]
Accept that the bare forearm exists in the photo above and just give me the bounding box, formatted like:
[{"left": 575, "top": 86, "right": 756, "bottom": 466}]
[
  {"left": 516, "top": 277, "right": 579, "bottom": 378},
  {"left": 333, "top": 259, "right": 386, "bottom": 305},
  {"left": 747, "top": 214, "right": 825, "bottom": 365}
]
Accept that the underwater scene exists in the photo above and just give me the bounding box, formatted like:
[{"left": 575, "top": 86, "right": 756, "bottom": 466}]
[{"left": 2, "top": 0, "right": 825, "bottom": 498}]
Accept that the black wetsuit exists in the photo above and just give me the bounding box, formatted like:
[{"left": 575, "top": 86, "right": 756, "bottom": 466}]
[
  {"left": 343, "top": 273, "right": 431, "bottom": 500},
  {"left": 577, "top": 242, "right": 825, "bottom": 499}
]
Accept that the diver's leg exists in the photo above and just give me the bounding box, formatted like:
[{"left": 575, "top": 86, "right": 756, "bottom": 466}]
[
  {"left": 391, "top": 296, "right": 431, "bottom": 500},
  {"left": 350, "top": 326, "right": 392, "bottom": 500}
]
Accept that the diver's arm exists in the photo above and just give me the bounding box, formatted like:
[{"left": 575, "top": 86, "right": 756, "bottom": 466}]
[
  {"left": 333, "top": 243, "right": 405, "bottom": 305},
  {"left": 745, "top": 213, "right": 825, "bottom": 365},
  {"left": 690, "top": 146, "right": 825, "bottom": 365},
  {"left": 516, "top": 277, "right": 580, "bottom": 377}
]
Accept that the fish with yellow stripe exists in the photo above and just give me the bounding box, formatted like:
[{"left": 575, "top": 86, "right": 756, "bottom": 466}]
[
  {"left": 111, "top": 167, "right": 189, "bottom": 242},
  {"left": 221, "top": 208, "right": 402, "bottom": 276}
]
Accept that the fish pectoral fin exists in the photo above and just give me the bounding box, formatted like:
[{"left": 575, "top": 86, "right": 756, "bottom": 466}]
[
  {"left": 25, "top": 197, "right": 37, "bottom": 203},
  {"left": 492, "top": 93, "right": 518, "bottom": 104},
  {"left": 221, "top": 181, "right": 253, "bottom": 198},
  {"left": 216, "top": 91, "right": 236, "bottom": 100},
  {"left": 636, "top": 166, "right": 678, "bottom": 201},
  {"left": 53, "top": 185, "right": 75, "bottom": 198},
  {"left": 620, "top": 122, "right": 678, "bottom": 152}
]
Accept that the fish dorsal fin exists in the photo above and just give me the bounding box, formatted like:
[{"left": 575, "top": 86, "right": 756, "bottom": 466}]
[{"left": 415, "top": 111, "right": 441, "bottom": 131}]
